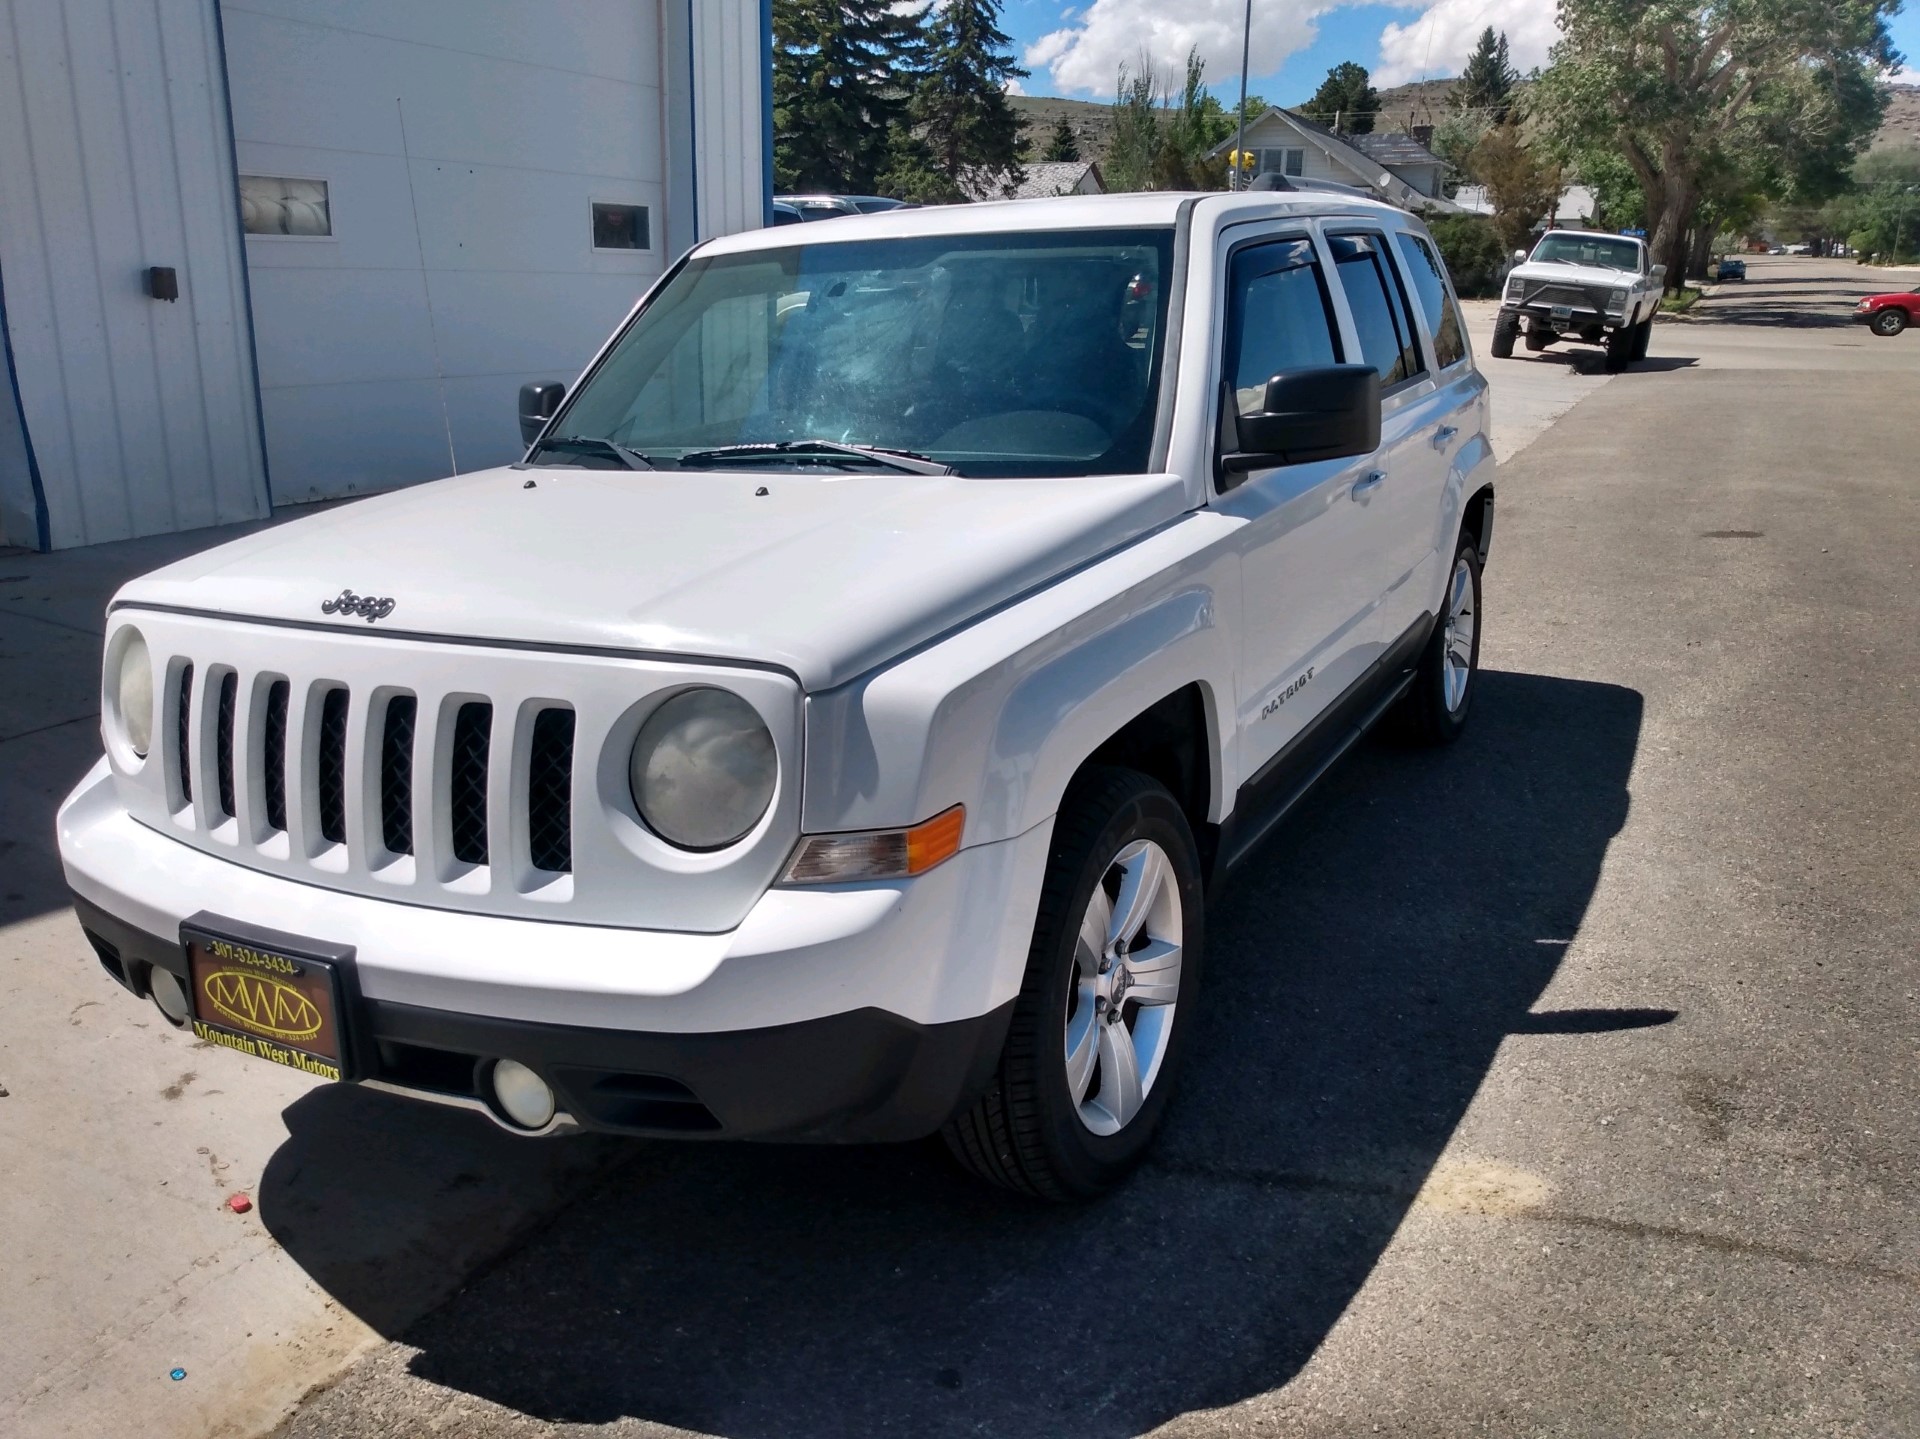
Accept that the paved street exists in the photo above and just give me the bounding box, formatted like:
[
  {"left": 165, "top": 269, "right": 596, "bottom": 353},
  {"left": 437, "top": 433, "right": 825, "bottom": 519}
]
[{"left": 5, "top": 256, "right": 1919, "bottom": 1438}]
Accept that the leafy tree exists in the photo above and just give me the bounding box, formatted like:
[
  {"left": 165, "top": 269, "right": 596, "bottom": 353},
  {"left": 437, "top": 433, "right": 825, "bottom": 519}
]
[
  {"left": 1453, "top": 28, "right": 1519, "bottom": 123},
  {"left": 1105, "top": 50, "right": 1229, "bottom": 192},
  {"left": 909, "top": 0, "right": 1028, "bottom": 199},
  {"left": 1431, "top": 112, "right": 1491, "bottom": 191},
  {"left": 1425, "top": 214, "right": 1509, "bottom": 296},
  {"left": 1536, "top": 0, "right": 1898, "bottom": 288},
  {"left": 1043, "top": 114, "right": 1082, "bottom": 162},
  {"left": 773, "top": 0, "right": 921, "bottom": 193},
  {"left": 1472, "top": 122, "right": 1565, "bottom": 253},
  {"left": 1304, "top": 61, "right": 1379, "bottom": 134},
  {"left": 1821, "top": 145, "right": 1920, "bottom": 260}
]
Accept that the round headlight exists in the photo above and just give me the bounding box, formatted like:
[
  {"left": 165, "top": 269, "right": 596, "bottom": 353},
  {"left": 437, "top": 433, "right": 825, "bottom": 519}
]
[
  {"left": 114, "top": 629, "right": 154, "bottom": 758},
  {"left": 630, "top": 688, "right": 776, "bottom": 850}
]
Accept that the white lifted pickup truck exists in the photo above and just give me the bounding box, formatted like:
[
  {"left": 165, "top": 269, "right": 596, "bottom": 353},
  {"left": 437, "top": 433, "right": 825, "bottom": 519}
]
[
  {"left": 60, "top": 191, "right": 1494, "bottom": 1198},
  {"left": 1494, "top": 229, "right": 1665, "bottom": 371}
]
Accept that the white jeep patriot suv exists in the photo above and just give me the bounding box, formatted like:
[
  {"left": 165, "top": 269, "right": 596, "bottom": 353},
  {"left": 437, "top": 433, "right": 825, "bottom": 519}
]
[{"left": 60, "top": 191, "right": 1493, "bottom": 1198}]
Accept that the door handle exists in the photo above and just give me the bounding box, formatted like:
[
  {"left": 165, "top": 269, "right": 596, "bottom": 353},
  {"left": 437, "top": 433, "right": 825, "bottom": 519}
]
[
  {"left": 1351, "top": 470, "right": 1385, "bottom": 500},
  {"left": 1431, "top": 425, "right": 1459, "bottom": 449}
]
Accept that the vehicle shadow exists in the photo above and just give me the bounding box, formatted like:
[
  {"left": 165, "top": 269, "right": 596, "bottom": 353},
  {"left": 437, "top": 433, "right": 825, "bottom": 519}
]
[
  {"left": 1512, "top": 349, "right": 1697, "bottom": 375},
  {"left": 260, "top": 668, "right": 1648, "bottom": 1437}
]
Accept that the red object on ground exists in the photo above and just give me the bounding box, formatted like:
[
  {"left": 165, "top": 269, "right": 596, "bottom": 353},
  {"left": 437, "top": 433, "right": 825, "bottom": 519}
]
[{"left": 226, "top": 1193, "right": 252, "bottom": 1214}]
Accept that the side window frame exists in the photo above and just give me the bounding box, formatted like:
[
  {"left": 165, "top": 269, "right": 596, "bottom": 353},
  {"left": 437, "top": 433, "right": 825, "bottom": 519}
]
[
  {"left": 1213, "top": 227, "right": 1345, "bottom": 495},
  {"left": 1323, "top": 226, "right": 1430, "bottom": 395},
  {"left": 1393, "top": 228, "right": 1471, "bottom": 373}
]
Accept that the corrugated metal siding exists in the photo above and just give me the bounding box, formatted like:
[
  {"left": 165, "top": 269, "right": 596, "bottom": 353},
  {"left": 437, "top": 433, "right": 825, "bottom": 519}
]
[
  {"left": 222, "top": 0, "right": 672, "bottom": 501},
  {"left": 0, "top": 0, "right": 269, "bottom": 549},
  {"left": 689, "top": 0, "right": 766, "bottom": 240}
]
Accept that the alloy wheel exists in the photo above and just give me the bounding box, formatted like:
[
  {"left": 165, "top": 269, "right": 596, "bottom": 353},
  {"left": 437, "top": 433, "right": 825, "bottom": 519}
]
[{"left": 1064, "top": 839, "right": 1184, "bottom": 1136}]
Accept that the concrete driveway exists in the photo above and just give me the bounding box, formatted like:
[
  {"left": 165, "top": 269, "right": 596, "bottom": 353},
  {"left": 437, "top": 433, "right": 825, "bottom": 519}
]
[{"left": 5, "top": 255, "right": 1918, "bottom": 1438}]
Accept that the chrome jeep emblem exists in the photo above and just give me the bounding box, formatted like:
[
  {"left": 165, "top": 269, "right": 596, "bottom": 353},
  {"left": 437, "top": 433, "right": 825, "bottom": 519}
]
[{"left": 321, "top": 589, "right": 396, "bottom": 623}]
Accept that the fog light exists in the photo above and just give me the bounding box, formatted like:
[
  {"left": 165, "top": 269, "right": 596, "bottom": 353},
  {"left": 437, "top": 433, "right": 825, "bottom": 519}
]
[
  {"left": 491, "top": 1059, "right": 555, "bottom": 1130},
  {"left": 149, "top": 967, "right": 190, "bottom": 1027}
]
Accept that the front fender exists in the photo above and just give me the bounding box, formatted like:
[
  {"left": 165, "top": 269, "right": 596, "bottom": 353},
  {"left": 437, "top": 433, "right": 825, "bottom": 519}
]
[{"left": 801, "top": 512, "right": 1241, "bottom": 847}]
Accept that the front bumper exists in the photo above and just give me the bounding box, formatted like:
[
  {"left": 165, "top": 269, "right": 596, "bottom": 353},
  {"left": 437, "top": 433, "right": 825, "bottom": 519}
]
[{"left": 59, "top": 759, "right": 1048, "bottom": 1140}]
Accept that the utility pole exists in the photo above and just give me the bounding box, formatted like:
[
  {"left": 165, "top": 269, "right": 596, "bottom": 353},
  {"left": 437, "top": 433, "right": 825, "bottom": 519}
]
[{"left": 1232, "top": 0, "right": 1252, "bottom": 191}]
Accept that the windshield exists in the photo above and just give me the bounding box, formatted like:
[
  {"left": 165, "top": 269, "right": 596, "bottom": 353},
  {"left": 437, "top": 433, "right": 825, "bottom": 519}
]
[
  {"left": 551, "top": 228, "right": 1175, "bottom": 477},
  {"left": 1531, "top": 234, "right": 1644, "bottom": 272}
]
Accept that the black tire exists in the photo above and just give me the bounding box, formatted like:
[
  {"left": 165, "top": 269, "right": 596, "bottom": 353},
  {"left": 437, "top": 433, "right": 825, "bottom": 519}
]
[
  {"left": 943, "top": 767, "right": 1204, "bottom": 1200},
  {"left": 1871, "top": 308, "right": 1909, "bottom": 338},
  {"left": 1604, "top": 322, "right": 1635, "bottom": 372},
  {"left": 1390, "top": 533, "right": 1483, "bottom": 746},
  {"left": 1631, "top": 316, "right": 1652, "bottom": 361},
  {"left": 1490, "top": 309, "right": 1520, "bottom": 359},
  {"left": 1524, "top": 325, "right": 1556, "bottom": 352}
]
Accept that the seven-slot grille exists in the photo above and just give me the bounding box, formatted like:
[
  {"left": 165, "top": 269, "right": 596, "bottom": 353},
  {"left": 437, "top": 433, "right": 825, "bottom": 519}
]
[{"left": 168, "top": 663, "right": 574, "bottom": 878}]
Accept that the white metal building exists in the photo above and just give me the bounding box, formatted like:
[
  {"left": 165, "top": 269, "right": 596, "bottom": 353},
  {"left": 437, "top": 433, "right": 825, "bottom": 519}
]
[{"left": 0, "top": 0, "right": 771, "bottom": 551}]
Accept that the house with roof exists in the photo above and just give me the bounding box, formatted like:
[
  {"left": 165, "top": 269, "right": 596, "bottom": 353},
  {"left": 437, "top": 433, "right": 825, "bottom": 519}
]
[
  {"left": 961, "top": 160, "right": 1105, "bottom": 203},
  {"left": 1209, "top": 108, "right": 1457, "bottom": 212}
]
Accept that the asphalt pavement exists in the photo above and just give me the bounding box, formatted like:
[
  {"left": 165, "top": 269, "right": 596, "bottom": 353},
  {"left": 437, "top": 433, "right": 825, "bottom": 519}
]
[{"left": 4, "top": 257, "right": 1918, "bottom": 1438}]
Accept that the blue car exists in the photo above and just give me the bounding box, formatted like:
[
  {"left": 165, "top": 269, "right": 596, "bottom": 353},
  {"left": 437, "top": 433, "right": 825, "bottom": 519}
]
[{"left": 1717, "top": 258, "right": 1747, "bottom": 281}]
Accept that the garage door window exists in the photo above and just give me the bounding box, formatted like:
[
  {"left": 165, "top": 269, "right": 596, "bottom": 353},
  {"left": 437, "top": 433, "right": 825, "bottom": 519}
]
[
  {"left": 593, "top": 203, "right": 651, "bottom": 251},
  {"left": 239, "top": 176, "right": 330, "bottom": 237}
]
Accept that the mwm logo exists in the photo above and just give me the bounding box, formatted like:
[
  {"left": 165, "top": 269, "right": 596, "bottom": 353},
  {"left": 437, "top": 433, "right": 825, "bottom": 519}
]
[{"left": 201, "top": 968, "right": 323, "bottom": 1042}]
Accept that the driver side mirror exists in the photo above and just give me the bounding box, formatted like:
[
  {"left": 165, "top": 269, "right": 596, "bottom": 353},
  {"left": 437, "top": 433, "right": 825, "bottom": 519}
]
[
  {"left": 1650, "top": 263, "right": 1667, "bottom": 284},
  {"left": 519, "top": 381, "right": 565, "bottom": 446},
  {"left": 1513, "top": 249, "right": 1529, "bottom": 264},
  {"left": 1220, "top": 366, "right": 1381, "bottom": 481}
]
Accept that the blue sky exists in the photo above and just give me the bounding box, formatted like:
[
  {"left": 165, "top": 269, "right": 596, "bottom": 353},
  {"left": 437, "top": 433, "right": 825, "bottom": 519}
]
[{"left": 998, "top": 1, "right": 1920, "bottom": 104}]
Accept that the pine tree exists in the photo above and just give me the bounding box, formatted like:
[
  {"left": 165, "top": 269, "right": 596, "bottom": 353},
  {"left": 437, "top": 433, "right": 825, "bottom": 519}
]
[
  {"left": 1304, "top": 61, "right": 1379, "bottom": 135},
  {"left": 910, "top": 0, "right": 1028, "bottom": 199},
  {"left": 1452, "top": 28, "right": 1517, "bottom": 124},
  {"left": 1043, "top": 114, "right": 1081, "bottom": 163},
  {"left": 773, "top": 0, "right": 921, "bottom": 193}
]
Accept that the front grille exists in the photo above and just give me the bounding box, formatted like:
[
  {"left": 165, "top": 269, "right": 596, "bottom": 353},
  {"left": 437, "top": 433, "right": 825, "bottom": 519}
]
[
  {"left": 175, "top": 662, "right": 193, "bottom": 803},
  {"left": 214, "top": 672, "right": 238, "bottom": 821},
  {"left": 449, "top": 702, "right": 491, "bottom": 865},
  {"left": 527, "top": 708, "right": 574, "bottom": 873},
  {"left": 380, "top": 695, "right": 416, "bottom": 856},
  {"left": 317, "top": 688, "right": 349, "bottom": 846},
  {"left": 148, "top": 637, "right": 608, "bottom": 907},
  {"left": 1525, "top": 283, "right": 1603, "bottom": 311},
  {"left": 262, "top": 680, "right": 289, "bottom": 831}
]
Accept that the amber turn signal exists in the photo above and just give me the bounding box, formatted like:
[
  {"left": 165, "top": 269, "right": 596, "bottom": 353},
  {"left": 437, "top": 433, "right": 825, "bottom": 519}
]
[{"left": 780, "top": 805, "right": 966, "bottom": 885}]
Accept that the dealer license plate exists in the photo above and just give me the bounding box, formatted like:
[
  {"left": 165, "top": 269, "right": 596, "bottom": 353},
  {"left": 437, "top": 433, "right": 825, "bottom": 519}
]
[
  {"left": 1551, "top": 304, "right": 1573, "bottom": 321},
  {"left": 184, "top": 925, "right": 350, "bottom": 1081}
]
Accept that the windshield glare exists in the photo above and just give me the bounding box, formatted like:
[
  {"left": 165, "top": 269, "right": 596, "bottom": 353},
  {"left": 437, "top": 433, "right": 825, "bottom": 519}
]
[
  {"left": 554, "top": 228, "right": 1175, "bottom": 477},
  {"left": 1531, "top": 234, "right": 1644, "bottom": 272}
]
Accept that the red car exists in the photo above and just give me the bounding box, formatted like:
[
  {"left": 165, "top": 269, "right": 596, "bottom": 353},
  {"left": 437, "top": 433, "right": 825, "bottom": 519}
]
[{"left": 1855, "top": 289, "right": 1916, "bottom": 337}]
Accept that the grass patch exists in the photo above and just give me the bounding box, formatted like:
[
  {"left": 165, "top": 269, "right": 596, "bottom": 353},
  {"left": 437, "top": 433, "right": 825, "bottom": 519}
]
[{"left": 1659, "top": 288, "right": 1706, "bottom": 315}]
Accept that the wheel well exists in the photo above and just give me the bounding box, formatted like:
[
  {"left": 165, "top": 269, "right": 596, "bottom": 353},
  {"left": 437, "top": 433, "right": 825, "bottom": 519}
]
[
  {"left": 1082, "top": 683, "right": 1213, "bottom": 848},
  {"left": 1460, "top": 483, "right": 1495, "bottom": 564}
]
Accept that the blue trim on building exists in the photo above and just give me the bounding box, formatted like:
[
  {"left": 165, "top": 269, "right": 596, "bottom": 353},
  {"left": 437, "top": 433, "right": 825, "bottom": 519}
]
[
  {"left": 684, "top": 0, "right": 701, "bottom": 237},
  {"left": 761, "top": 0, "right": 775, "bottom": 226},
  {"left": 209, "top": 0, "right": 274, "bottom": 511},
  {"left": 0, "top": 257, "right": 52, "bottom": 553}
]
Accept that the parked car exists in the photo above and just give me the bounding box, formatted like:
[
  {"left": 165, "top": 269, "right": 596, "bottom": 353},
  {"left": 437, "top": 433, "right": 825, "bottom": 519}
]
[
  {"left": 1855, "top": 289, "right": 1916, "bottom": 337},
  {"left": 775, "top": 194, "right": 911, "bottom": 221},
  {"left": 60, "top": 191, "right": 1494, "bottom": 1199},
  {"left": 770, "top": 200, "right": 804, "bottom": 227},
  {"left": 1494, "top": 230, "right": 1666, "bottom": 371},
  {"left": 1715, "top": 258, "right": 1746, "bottom": 281}
]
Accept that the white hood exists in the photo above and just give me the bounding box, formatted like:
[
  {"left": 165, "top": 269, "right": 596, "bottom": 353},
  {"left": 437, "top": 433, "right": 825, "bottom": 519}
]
[{"left": 116, "top": 466, "right": 1192, "bottom": 691}]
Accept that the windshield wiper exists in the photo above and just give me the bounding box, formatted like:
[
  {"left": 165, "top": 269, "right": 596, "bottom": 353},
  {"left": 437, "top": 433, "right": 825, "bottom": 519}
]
[
  {"left": 529, "top": 435, "right": 657, "bottom": 470},
  {"left": 675, "top": 440, "right": 954, "bottom": 476}
]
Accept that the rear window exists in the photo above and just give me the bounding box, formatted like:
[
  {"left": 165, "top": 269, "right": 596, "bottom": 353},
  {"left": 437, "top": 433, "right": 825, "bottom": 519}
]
[{"left": 1395, "top": 233, "right": 1467, "bottom": 370}]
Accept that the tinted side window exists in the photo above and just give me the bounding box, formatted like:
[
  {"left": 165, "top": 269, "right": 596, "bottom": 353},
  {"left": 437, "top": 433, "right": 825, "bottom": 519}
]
[
  {"left": 1328, "top": 232, "right": 1423, "bottom": 387},
  {"left": 1395, "top": 233, "right": 1467, "bottom": 369},
  {"left": 1224, "top": 238, "right": 1340, "bottom": 417}
]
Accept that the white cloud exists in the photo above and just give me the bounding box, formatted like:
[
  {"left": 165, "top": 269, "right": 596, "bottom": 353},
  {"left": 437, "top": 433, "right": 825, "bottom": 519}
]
[
  {"left": 1374, "top": 0, "right": 1562, "bottom": 88},
  {"left": 1024, "top": 0, "right": 1331, "bottom": 98},
  {"left": 1887, "top": 66, "right": 1920, "bottom": 87},
  {"left": 1004, "top": 75, "right": 1028, "bottom": 96}
]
